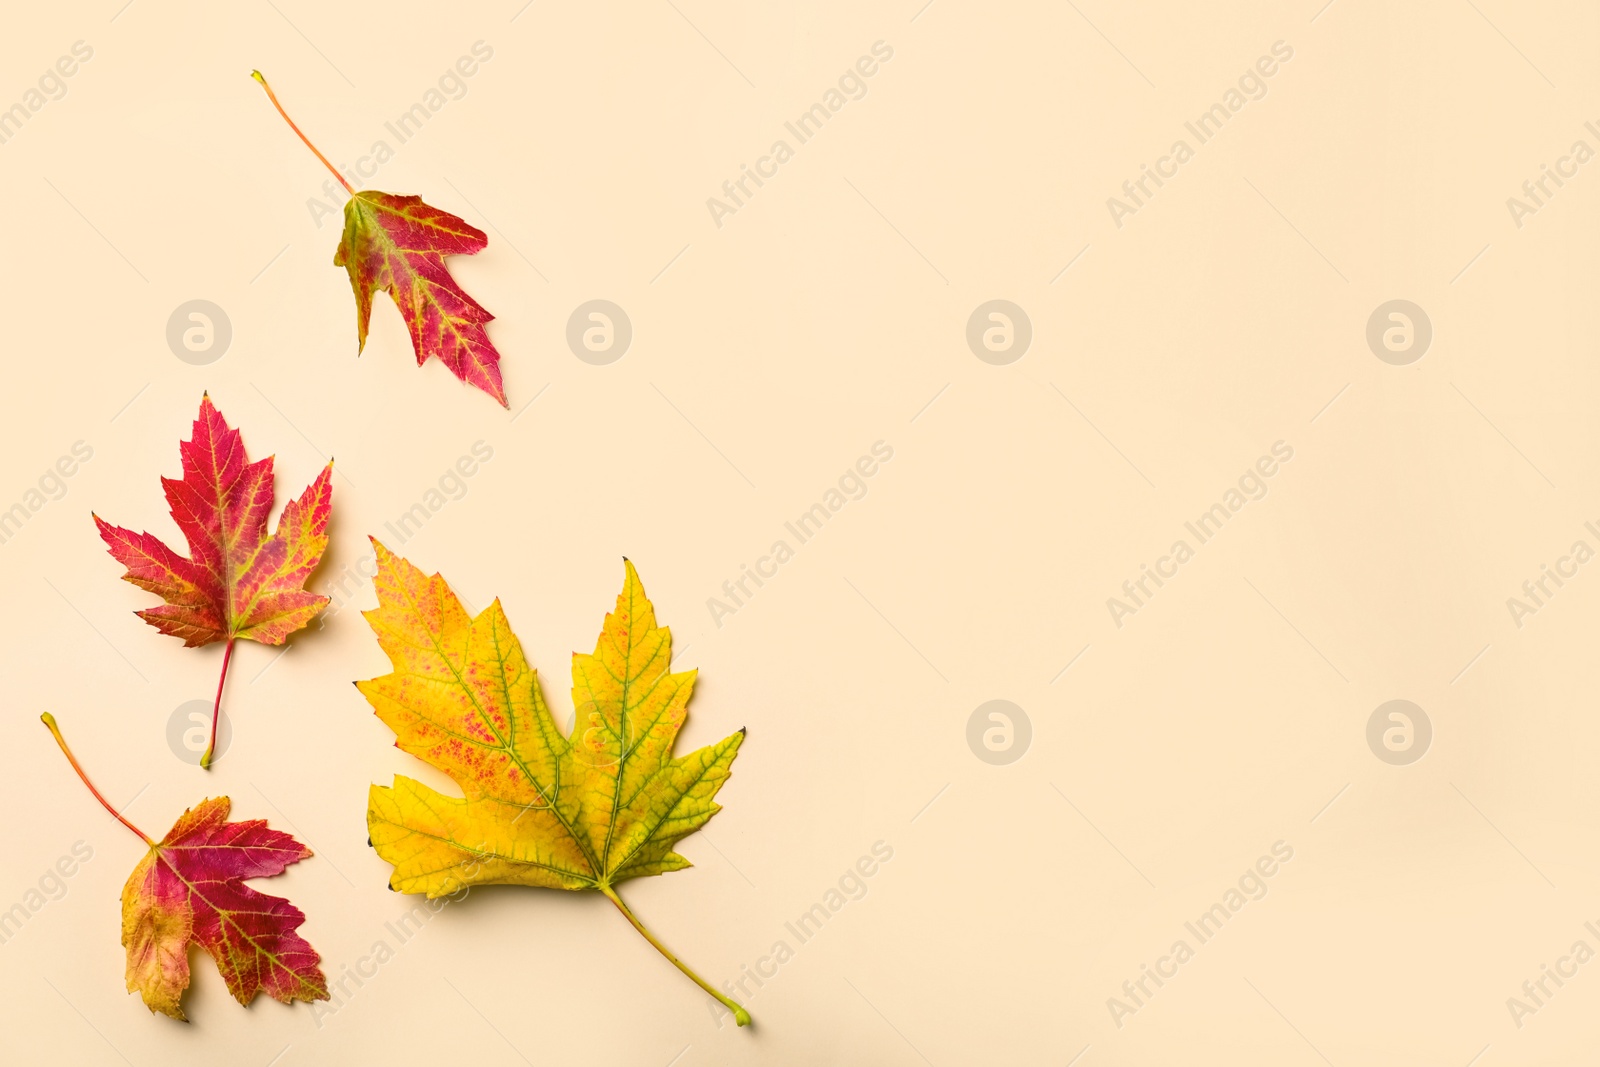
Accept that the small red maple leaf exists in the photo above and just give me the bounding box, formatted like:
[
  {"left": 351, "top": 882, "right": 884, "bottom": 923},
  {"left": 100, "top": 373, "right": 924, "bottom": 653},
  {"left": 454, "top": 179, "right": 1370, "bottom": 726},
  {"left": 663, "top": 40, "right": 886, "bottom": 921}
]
[
  {"left": 42, "top": 714, "right": 329, "bottom": 1021},
  {"left": 252, "top": 71, "right": 508, "bottom": 406},
  {"left": 336, "top": 192, "right": 504, "bottom": 404},
  {"left": 94, "top": 394, "right": 332, "bottom": 766}
]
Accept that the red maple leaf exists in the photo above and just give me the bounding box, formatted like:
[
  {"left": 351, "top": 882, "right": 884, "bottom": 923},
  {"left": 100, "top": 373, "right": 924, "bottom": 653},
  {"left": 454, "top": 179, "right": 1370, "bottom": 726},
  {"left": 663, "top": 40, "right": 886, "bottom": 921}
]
[
  {"left": 42, "top": 714, "right": 329, "bottom": 1021},
  {"left": 335, "top": 192, "right": 503, "bottom": 404},
  {"left": 253, "top": 71, "right": 508, "bottom": 406},
  {"left": 94, "top": 394, "right": 332, "bottom": 766}
]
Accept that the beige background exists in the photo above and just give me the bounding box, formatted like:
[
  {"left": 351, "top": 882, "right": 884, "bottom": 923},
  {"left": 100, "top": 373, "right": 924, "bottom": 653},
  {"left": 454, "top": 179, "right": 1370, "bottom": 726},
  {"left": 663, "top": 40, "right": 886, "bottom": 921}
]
[{"left": 1, "top": 1, "right": 1597, "bottom": 1064}]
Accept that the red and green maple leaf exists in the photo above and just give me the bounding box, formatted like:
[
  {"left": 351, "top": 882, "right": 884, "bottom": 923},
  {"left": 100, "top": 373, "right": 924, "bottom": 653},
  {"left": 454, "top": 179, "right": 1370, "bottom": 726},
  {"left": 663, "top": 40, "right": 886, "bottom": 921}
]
[
  {"left": 252, "top": 71, "right": 508, "bottom": 406},
  {"left": 94, "top": 394, "right": 332, "bottom": 767},
  {"left": 42, "top": 714, "right": 329, "bottom": 1020}
]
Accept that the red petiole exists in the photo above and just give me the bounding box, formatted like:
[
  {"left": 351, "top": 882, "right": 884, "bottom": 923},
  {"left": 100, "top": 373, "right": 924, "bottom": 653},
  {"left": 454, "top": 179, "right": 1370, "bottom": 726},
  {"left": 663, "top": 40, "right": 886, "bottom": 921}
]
[
  {"left": 200, "top": 637, "right": 236, "bottom": 769},
  {"left": 251, "top": 70, "right": 354, "bottom": 194},
  {"left": 41, "top": 713, "right": 153, "bottom": 846}
]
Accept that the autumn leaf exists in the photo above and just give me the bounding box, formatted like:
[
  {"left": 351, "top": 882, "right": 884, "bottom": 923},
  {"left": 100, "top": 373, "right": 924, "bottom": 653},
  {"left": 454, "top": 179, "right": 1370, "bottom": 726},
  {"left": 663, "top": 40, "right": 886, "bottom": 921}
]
[
  {"left": 251, "top": 71, "right": 508, "bottom": 407},
  {"left": 357, "top": 541, "right": 751, "bottom": 1024},
  {"left": 41, "top": 714, "right": 329, "bottom": 1021},
  {"left": 94, "top": 394, "right": 332, "bottom": 767}
]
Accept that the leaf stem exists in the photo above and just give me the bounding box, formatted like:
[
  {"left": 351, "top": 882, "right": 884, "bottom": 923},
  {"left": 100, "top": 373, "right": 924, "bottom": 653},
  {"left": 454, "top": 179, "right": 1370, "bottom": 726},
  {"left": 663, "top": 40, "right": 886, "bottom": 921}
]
[
  {"left": 250, "top": 70, "right": 354, "bottom": 194},
  {"left": 200, "top": 637, "right": 236, "bottom": 770},
  {"left": 600, "top": 884, "right": 751, "bottom": 1027},
  {"left": 40, "top": 713, "right": 154, "bottom": 846}
]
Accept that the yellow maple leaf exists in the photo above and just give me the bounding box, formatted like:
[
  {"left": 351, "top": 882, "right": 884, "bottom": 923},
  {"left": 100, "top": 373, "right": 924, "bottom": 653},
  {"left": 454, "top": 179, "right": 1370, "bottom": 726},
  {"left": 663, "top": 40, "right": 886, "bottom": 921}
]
[{"left": 357, "top": 541, "right": 750, "bottom": 1024}]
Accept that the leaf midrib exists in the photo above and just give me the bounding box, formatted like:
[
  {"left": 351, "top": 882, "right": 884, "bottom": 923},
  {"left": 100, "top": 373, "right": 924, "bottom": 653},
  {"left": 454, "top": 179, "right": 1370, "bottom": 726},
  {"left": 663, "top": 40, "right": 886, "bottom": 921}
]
[
  {"left": 393, "top": 575, "right": 602, "bottom": 880},
  {"left": 608, "top": 737, "right": 734, "bottom": 879},
  {"left": 154, "top": 848, "right": 322, "bottom": 1001}
]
